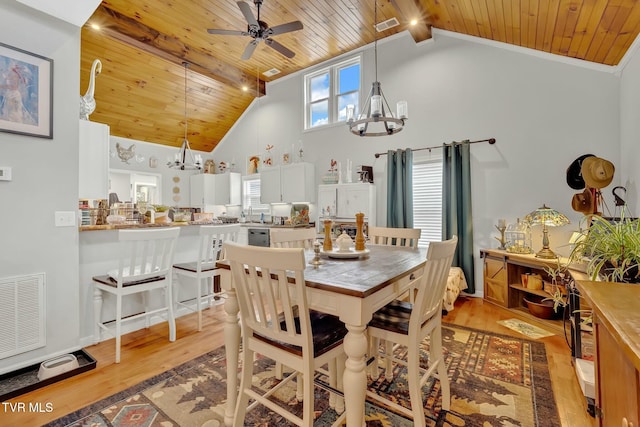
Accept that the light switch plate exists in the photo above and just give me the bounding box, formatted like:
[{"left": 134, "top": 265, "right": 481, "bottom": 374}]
[
  {"left": 55, "top": 211, "right": 76, "bottom": 227},
  {"left": 0, "top": 166, "right": 12, "bottom": 181}
]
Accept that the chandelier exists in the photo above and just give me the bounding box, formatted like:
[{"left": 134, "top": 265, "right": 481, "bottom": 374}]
[
  {"left": 346, "top": 0, "right": 407, "bottom": 137},
  {"left": 168, "top": 62, "right": 203, "bottom": 170}
]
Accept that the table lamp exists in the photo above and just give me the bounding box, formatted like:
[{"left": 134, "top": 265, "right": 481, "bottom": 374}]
[{"left": 524, "top": 204, "right": 570, "bottom": 259}]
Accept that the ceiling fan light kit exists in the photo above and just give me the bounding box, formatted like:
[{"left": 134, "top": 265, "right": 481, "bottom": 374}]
[
  {"left": 346, "top": 0, "right": 407, "bottom": 137},
  {"left": 207, "top": 0, "right": 303, "bottom": 60},
  {"left": 168, "top": 62, "right": 203, "bottom": 171}
]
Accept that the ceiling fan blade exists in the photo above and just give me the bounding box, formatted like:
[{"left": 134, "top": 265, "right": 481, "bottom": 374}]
[
  {"left": 265, "top": 38, "right": 295, "bottom": 58},
  {"left": 207, "top": 28, "right": 248, "bottom": 36},
  {"left": 241, "top": 40, "right": 259, "bottom": 60},
  {"left": 268, "top": 21, "right": 303, "bottom": 36},
  {"left": 237, "top": 1, "right": 259, "bottom": 28}
]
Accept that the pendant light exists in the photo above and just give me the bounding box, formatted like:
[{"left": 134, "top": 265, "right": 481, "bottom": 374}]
[
  {"left": 346, "top": 0, "right": 407, "bottom": 136},
  {"left": 168, "top": 62, "right": 203, "bottom": 170}
]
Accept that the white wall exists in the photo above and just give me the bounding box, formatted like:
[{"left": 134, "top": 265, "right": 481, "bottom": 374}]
[
  {"left": 0, "top": 0, "right": 82, "bottom": 373},
  {"left": 214, "top": 30, "right": 622, "bottom": 292},
  {"left": 620, "top": 41, "right": 640, "bottom": 215}
]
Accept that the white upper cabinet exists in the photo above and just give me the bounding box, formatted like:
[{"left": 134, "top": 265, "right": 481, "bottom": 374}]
[
  {"left": 79, "top": 120, "right": 109, "bottom": 200},
  {"left": 190, "top": 172, "right": 241, "bottom": 207},
  {"left": 318, "top": 183, "right": 376, "bottom": 225},
  {"left": 260, "top": 163, "right": 316, "bottom": 203}
]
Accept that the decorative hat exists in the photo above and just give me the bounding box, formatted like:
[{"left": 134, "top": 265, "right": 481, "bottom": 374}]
[
  {"left": 566, "top": 154, "right": 594, "bottom": 190},
  {"left": 581, "top": 157, "right": 615, "bottom": 189},
  {"left": 571, "top": 189, "right": 593, "bottom": 214}
]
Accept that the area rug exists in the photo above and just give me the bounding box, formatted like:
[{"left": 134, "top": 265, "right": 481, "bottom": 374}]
[
  {"left": 45, "top": 324, "right": 559, "bottom": 427},
  {"left": 497, "top": 318, "right": 555, "bottom": 339}
]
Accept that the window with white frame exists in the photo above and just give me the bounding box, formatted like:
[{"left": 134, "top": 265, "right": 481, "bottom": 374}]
[
  {"left": 304, "top": 57, "right": 361, "bottom": 129},
  {"left": 412, "top": 153, "right": 443, "bottom": 249},
  {"left": 242, "top": 176, "right": 269, "bottom": 215}
]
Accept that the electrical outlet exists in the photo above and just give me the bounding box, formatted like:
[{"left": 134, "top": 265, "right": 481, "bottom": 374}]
[
  {"left": 55, "top": 211, "right": 76, "bottom": 227},
  {"left": 0, "top": 166, "right": 12, "bottom": 181}
]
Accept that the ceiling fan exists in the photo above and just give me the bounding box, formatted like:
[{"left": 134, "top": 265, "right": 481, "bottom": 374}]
[{"left": 207, "top": 0, "right": 303, "bottom": 60}]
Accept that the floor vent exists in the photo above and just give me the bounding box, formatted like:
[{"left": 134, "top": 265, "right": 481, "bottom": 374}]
[
  {"left": 376, "top": 17, "right": 400, "bottom": 32},
  {"left": 0, "top": 273, "right": 46, "bottom": 359}
]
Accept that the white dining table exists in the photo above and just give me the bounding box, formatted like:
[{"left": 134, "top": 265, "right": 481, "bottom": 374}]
[{"left": 216, "top": 244, "right": 427, "bottom": 427}]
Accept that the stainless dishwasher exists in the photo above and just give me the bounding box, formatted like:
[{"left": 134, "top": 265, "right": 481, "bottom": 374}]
[{"left": 248, "top": 228, "right": 270, "bottom": 247}]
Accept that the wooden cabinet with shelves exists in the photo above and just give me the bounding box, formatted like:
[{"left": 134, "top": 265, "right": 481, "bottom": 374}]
[
  {"left": 577, "top": 282, "right": 640, "bottom": 427},
  {"left": 481, "top": 249, "right": 567, "bottom": 332}
]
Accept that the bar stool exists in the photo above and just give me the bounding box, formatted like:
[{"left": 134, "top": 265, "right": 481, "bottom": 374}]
[
  {"left": 172, "top": 224, "right": 240, "bottom": 331},
  {"left": 92, "top": 227, "right": 181, "bottom": 363}
]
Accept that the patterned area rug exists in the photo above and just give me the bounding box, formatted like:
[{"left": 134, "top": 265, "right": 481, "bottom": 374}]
[
  {"left": 496, "top": 318, "right": 555, "bottom": 339},
  {"left": 45, "top": 324, "right": 559, "bottom": 427}
]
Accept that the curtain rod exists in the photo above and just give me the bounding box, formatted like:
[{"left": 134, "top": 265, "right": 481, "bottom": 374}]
[{"left": 373, "top": 138, "right": 496, "bottom": 158}]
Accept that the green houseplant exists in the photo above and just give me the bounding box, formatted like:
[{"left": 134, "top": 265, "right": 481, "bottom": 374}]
[{"left": 570, "top": 213, "right": 640, "bottom": 283}]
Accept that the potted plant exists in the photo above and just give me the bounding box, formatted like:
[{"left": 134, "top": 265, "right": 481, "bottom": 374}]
[{"left": 569, "top": 213, "right": 640, "bottom": 283}]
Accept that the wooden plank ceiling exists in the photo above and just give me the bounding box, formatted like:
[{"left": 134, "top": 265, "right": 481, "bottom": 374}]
[{"left": 81, "top": 0, "right": 640, "bottom": 152}]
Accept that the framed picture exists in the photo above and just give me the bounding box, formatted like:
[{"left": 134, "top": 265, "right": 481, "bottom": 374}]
[
  {"left": 0, "top": 42, "right": 53, "bottom": 139},
  {"left": 247, "top": 155, "right": 260, "bottom": 174}
]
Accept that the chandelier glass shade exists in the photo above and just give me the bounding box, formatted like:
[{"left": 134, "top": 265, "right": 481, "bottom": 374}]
[
  {"left": 346, "top": 0, "right": 407, "bottom": 137},
  {"left": 168, "top": 62, "right": 203, "bottom": 170}
]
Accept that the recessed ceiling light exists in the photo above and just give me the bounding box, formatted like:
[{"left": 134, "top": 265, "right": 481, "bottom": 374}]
[
  {"left": 410, "top": 19, "right": 418, "bottom": 26},
  {"left": 90, "top": 23, "right": 100, "bottom": 30},
  {"left": 242, "top": 86, "right": 248, "bottom": 92}
]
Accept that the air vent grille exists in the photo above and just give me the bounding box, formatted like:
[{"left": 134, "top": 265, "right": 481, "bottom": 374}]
[
  {"left": 0, "top": 273, "right": 46, "bottom": 359},
  {"left": 262, "top": 68, "right": 281, "bottom": 77},
  {"left": 376, "top": 17, "right": 400, "bottom": 32}
]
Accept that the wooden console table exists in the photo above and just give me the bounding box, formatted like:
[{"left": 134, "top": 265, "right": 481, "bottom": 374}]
[
  {"left": 480, "top": 249, "right": 569, "bottom": 333},
  {"left": 576, "top": 281, "right": 640, "bottom": 427}
]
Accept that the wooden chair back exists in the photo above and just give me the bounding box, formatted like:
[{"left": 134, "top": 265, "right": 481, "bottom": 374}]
[
  {"left": 368, "top": 226, "right": 421, "bottom": 248},
  {"left": 195, "top": 224, "right": 240, "bottom": 270},
  {"left": 270, "top": 227, "right": 317, "bottom": 249}
]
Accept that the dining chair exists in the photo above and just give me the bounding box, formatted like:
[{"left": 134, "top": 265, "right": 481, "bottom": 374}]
[
  {"left": 269, "top": 227, "right": 317, "bottom": 248},
  {"left": 172, "top": 224, "right": 240, "bottom": 331},
  {"left": 366, "top": 226, "right": 422, "bottom": 374},
  {"left": 366, "top": 236, "right": 457, "bottom": 427},
  {"left": 224, "top": 242, "right": 347, "bottom": 426},
  {"left": 92, "top": 227, "right": 181, "bottom": 363},
  {"left": 367, "top": 225, "right": 421, "bottom": 248}
]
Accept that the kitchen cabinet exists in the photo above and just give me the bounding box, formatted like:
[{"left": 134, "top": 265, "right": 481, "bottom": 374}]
[
  {"left": 260, "top": 162, "right": 315, "bottom": 203},
  {"left": 79, "top": 120, "right": 109, "bottom": 200},
  {"left": 318, "top": 183, "right": 376, "bottom": 225},
  {"left": 190, "top": 172, "right": 241, "bottom": 208},
  {"left": 576, "top": 281, "right": 640, "bottom": 427}
]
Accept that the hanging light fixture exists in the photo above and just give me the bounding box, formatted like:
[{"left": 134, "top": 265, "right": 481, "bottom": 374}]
[
  {"left": 346, "top": 0, "right": 407, "bottom": 137},
  {"left": 168, "top": 62, "right": 203, "bottom": 170}
]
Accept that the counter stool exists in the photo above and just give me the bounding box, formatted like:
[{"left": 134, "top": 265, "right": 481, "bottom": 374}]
[
  {"left": 172, "top": 224, "right": 240, "bottom": 331},
  {"left": 92, "top": 227, "right": 181, "bottom": 363}
]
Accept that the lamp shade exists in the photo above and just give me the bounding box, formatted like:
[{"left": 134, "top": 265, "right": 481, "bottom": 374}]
[{"left": 524, "top": 204, "right": 570, "bottom": 227}]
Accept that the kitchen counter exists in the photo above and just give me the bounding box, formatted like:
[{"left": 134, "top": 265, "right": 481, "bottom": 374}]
[{"left": 79, "top": 221, "right": 226, "bottom": 232}]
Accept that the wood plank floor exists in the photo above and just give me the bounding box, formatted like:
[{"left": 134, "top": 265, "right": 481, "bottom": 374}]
[{"left": 2, "top": 296, "right": 595, "bottom": 426}]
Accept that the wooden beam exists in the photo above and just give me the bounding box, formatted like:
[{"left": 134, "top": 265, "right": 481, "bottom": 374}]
[
  {"left": 93, "top": 5, "right": 266, "bottom": 96},
  {"left": 389, "top": 0, "right": 432, "bottom": 42}
]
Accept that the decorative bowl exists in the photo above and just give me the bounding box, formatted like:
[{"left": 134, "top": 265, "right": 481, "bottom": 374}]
[{"left": 523, "top": 295, "right": 556, "bottom": 319}]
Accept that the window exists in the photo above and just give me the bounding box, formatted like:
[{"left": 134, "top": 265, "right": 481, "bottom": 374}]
[
  {"left": 304, "top": 57, "right": 360, "bottom": 129},
  {"left": 242, "top": 176, "right": 269, "bottom": 214},
  {"left": 412, "top": 154, "right": 443, "bottom": 249}
]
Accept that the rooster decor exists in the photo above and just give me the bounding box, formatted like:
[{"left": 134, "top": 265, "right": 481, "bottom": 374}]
[
  {"left": 80, "top": 59, "right": 102, "bottom": 120},
  {"left": 115, "top": 142, "right": 136, "bottom": 164}
]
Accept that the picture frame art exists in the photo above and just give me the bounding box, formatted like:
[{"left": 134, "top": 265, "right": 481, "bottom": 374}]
[
  {"left": 0, "top": 42, "right": 53, "bottom": 139},
  {"left": 247, "top": 155, "right": 260, "bottom": 174}
]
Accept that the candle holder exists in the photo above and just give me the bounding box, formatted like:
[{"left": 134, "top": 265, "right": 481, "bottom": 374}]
[
  {"left": 495, "top": 224, "right": 507, "bottom": 250},
  {"left": 309, "top": 240, "right": 324, "bottom": 267}
]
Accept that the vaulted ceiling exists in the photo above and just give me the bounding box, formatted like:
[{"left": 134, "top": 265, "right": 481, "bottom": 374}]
[{"left": 81, "top": 0, "right": 640, "bottom": 152}]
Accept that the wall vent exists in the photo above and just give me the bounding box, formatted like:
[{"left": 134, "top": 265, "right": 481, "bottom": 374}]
[
  {"left": 376, "top": 17, "right": 400, "bottom": 32},
  {"left": 0, "top": 273, "right": 46, "bottom": 359}
]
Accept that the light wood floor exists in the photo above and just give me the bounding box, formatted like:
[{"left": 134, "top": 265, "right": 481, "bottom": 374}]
[{"left": 2, "top": 296, "right": 595, "bottom": 426}]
